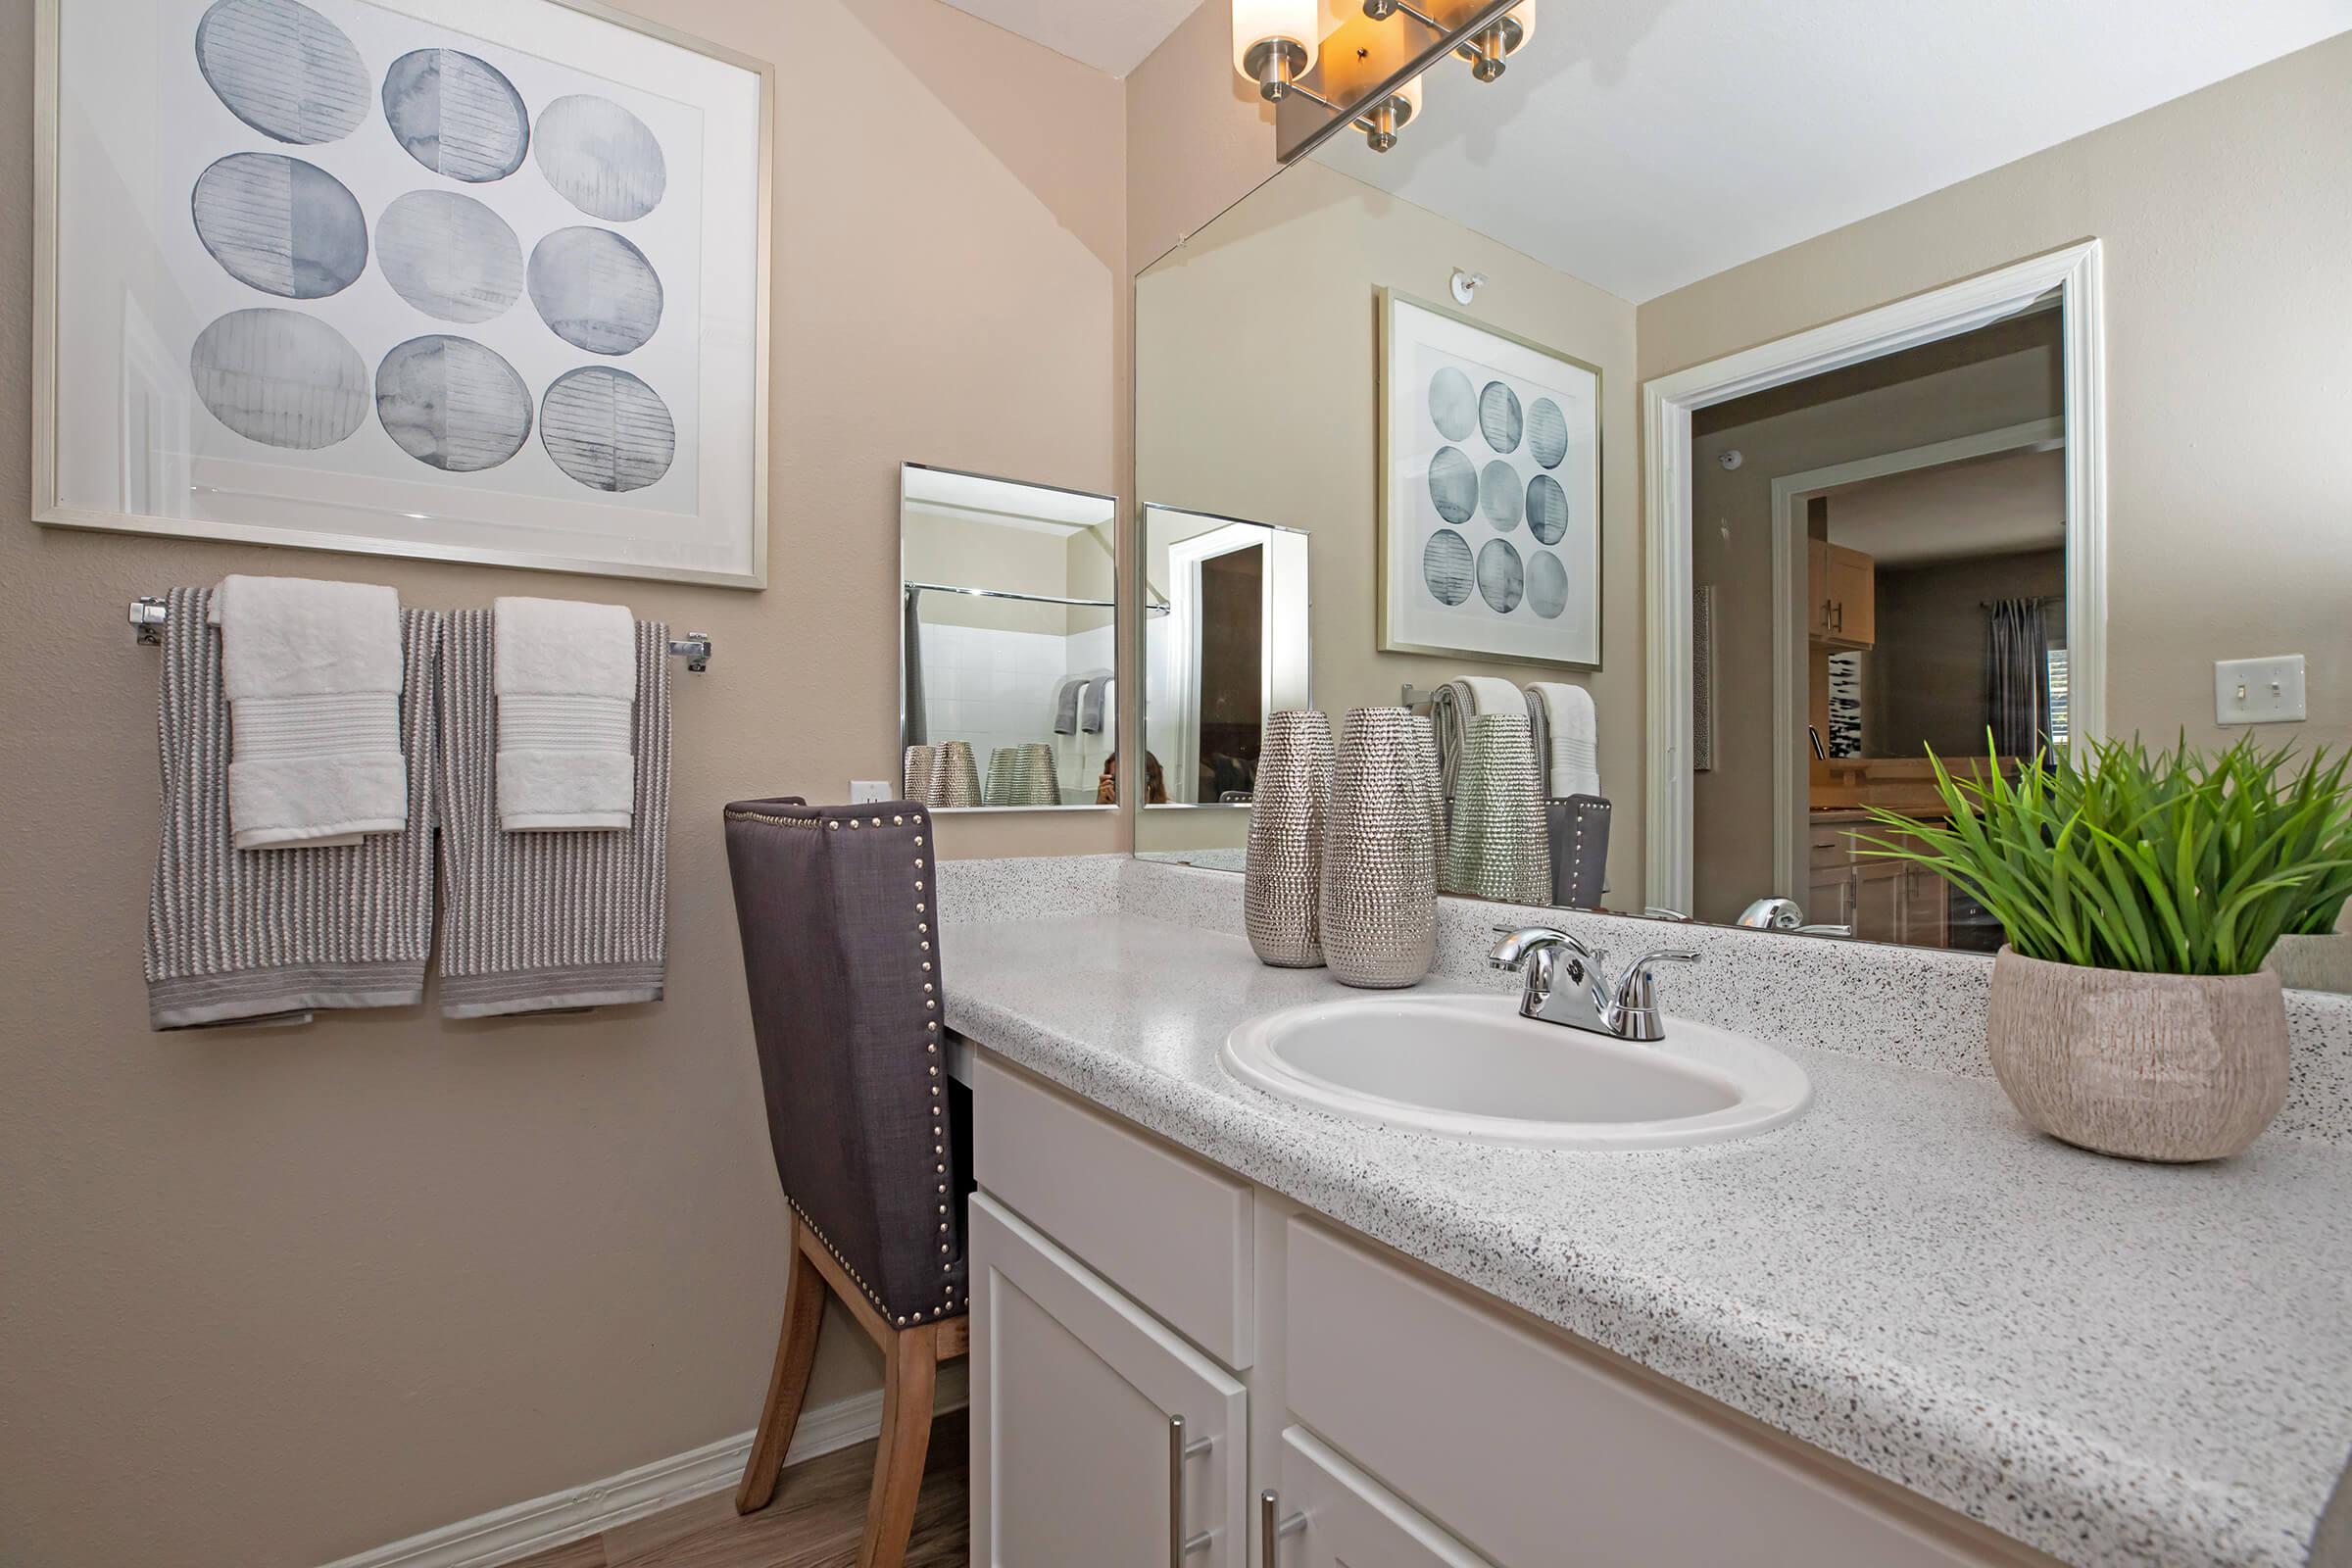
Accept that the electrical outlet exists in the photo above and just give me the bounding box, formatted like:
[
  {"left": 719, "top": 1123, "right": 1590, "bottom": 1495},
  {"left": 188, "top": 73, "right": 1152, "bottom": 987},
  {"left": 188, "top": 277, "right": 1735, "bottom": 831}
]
[
  {"left": 849, "top": 779, "right": 892, "bottom": 803},
  {"left": 2214, "top": 656, "right": 2306, "bottom": 725}
]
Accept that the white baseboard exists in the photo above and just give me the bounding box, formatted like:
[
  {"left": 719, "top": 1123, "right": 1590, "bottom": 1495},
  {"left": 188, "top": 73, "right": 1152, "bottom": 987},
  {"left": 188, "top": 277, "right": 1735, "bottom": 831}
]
[{"left": 320, "top": 1364, "right": 969, "bottom": 1568}]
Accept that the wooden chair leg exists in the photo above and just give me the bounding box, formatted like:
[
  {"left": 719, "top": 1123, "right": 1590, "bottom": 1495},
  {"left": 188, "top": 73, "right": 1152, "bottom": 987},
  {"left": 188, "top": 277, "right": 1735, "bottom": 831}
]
[
  {"left": 856, "top": 1322, "right": 941, "bottom": 1568},
  {"left": 735, "top": 1219, "right": 829, "bottom": 1515}
]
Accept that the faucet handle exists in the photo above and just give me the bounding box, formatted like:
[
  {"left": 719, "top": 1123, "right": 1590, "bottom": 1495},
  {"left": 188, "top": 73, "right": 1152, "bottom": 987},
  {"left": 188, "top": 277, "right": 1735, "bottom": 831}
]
[
  {"left": 1487, "top": 925, "right": 1592, "bottom": 969},
  {"left": 1611, "top": 949, "right": 1698, "bottom": 1007}
]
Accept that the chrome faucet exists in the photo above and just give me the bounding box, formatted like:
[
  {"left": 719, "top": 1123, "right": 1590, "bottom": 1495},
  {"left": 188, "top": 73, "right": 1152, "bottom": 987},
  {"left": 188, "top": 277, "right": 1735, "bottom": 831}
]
[
  {"left": 1737, "top": 897, "right": 1853, "bottom": 939},
  {"left": 1488, "top": 927, "right": 1699, "bottom": 1044}
]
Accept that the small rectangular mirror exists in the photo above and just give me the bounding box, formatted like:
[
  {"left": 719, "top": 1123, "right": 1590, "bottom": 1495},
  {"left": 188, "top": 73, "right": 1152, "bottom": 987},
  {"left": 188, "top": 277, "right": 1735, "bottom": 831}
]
[
  {"left": 1140, "top": 505, "right": 1311, "bottom": 815},
  {"left": 899, "top": 463, "right": 1119, "bottom": 810}
]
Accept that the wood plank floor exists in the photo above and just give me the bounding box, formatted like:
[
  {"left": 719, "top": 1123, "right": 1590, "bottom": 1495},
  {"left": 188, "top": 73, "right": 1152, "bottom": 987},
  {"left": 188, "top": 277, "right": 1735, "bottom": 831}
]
[{"left": 508, "top": 1412, "right": 967, "bottom": 1568}]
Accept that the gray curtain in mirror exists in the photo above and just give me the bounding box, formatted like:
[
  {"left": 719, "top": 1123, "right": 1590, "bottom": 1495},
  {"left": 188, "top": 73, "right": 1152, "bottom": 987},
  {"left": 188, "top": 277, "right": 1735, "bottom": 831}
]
[
  {"left": 902, "top": 587, "right": 927, "bottom": 746},
  {"left": 1984, "top": 598, "right": 2050, "bottom": 757}
]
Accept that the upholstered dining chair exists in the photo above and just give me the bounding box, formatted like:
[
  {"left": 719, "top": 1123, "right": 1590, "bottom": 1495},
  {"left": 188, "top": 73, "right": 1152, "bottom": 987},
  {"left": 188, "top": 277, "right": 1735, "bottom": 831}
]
[{"left": 722, "top": 798, "right": 968, "bottom": 1568}]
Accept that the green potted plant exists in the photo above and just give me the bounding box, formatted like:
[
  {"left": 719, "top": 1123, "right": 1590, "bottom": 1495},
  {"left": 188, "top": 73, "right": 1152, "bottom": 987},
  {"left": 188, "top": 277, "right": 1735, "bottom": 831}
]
[{"left": 1858, "top": 736, "right": 2352, "bottom": 1161}]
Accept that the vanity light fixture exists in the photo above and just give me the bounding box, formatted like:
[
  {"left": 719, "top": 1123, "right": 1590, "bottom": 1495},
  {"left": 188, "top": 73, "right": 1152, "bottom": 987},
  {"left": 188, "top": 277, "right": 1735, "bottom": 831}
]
[
  {"left": 1233, "top": 0, "right": 1320, "bottom": 101},
  {"left": 1363, "top": 0, "right": 1535, "bottom": 82},
  {"left": 1236, "top": 0, "right": 1533, "bottom": 159},
  {"left": 1233, "top": 1, "right": 1426, "bottom": 153}
]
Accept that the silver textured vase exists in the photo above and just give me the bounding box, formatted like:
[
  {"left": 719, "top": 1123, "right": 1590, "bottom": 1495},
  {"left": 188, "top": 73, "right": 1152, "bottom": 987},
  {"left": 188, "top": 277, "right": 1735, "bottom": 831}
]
[
  {"left": 984, "top": 748, "right": 1017, "bottom": 807},
  {"left": 1014, "top": 742, "right": 1063, "bottom": 807},
  {"left": 1245, "top": 710, "right": 1333, "bottom": 968},
  {"left": 904, "top": 745, "right": 937, "bottom": 802},
  {"left": 936, "top": 740, "right": 984, "bottom": 808},
  {"left": 1445, "top": 711, "right": 1551, "bottom": 904},
  {"left": 1408, "top": 712, "right": 1446, "bottom": 851},
  {"left": 1321, "top": 707, "right": 1437, "bottom": 989}
]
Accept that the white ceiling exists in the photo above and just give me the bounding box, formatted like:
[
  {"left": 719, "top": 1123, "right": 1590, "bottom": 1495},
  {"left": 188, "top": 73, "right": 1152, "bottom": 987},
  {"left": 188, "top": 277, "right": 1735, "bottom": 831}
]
[
  {"left": 1315, "top": 0, "right": 2352, "bottom": 300},
  {"left": 938, "top": 0, "right": 1199, "bottom": 75}
]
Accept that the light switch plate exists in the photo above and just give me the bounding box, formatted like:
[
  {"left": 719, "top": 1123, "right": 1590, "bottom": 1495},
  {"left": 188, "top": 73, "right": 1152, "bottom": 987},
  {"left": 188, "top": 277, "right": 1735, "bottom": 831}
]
[
  {"left": 849, "top": 779, "right": 892, "bottom": 803},
  {"left": 2214, "top": 656, "right": 2307, "bottom": 725}
]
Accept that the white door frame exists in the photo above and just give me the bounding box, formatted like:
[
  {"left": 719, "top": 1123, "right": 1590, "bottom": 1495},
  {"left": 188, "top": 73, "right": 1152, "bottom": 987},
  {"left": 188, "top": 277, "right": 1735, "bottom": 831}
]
[
  {"left": 1765, "top": 416, "right": 2066, "bottom": 901},
  {"left": 1642, "top": 240, "right": 2106, "bottom": 912}
]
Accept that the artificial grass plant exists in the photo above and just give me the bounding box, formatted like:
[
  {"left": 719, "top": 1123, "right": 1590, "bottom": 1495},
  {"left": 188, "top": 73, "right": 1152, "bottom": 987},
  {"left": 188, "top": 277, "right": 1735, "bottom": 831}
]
[{"left": 1856, "top": 735, "right": 2352, "bottom": 975}]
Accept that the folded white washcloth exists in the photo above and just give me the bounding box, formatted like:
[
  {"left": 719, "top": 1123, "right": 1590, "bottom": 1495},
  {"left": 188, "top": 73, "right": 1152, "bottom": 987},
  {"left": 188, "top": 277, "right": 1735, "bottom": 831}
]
[
  {"left": 494, "top": 597, "right": 637, "bottom": 831},
  {"left": 1528, "top": 681, "right": 1601, "bottom": 800},
  {"left": 216, "top": 574, "right": 407, "bottom": 851}
]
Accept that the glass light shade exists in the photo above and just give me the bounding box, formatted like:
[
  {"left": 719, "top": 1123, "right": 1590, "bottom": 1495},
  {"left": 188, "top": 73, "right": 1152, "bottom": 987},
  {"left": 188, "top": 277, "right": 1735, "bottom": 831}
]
[
  {"left": 1232, "top": 0, "right": 1321, "bottom": 81},
  {"left": 1391, "top": 72, "right": 1424, "bottom": 119},
  {"left": 1506, "top": 1, "right": 1535, "bottom": 50}
]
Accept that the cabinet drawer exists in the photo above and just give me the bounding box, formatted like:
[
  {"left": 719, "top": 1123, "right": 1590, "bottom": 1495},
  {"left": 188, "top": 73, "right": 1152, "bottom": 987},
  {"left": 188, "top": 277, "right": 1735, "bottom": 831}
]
[
  {"left": 974, "top": 1054, "right": 1254, "bottom": 1367},
  {"left": 1269, "top": 1424, "right": 1494, "bottom": 1567},
  {"left": 1285, "top": 1219, "right": 2023, "bottom": 1568},
  {"left": 971, "top": 1195, "right": 1249, "bottom": 1567}
]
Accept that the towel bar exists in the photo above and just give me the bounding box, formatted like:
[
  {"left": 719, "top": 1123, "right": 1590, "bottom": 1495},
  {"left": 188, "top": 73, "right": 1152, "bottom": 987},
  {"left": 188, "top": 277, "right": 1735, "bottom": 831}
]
[{"left": 127, "top": 597, "right": 714, "bottom": 672}]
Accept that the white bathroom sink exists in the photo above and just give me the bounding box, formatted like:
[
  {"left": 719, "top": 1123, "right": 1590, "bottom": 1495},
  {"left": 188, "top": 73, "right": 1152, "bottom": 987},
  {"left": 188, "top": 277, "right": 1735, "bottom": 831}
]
[{"left": 1222, "top": 994, "right": 1811, "bottom": 1150}]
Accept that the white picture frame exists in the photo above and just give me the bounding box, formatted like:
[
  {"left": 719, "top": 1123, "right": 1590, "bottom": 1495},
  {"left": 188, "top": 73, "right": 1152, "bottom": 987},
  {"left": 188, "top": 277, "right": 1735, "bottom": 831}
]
[
  {"left": 1378, "top": 289, "right": 1602, "bottom": 669},
  {"left": 31, "top": 0, "right": 772, "bottom": 588}
]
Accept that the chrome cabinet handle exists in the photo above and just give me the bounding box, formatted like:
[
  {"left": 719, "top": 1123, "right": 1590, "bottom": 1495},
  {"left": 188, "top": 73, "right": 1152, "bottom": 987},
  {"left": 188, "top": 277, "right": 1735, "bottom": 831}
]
[
  {"left": 1260, "top": 1490, "right": 1307, "bottom": 1564},
  {"left": 1169, "top": 1415, "right": 1214, "bottom": 1563}
]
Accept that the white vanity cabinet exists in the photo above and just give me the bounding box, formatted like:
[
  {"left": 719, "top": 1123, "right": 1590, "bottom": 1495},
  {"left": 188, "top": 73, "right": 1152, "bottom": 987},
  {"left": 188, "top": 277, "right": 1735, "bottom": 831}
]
[
  {"left": 969, "top": 1195, "right": 1249, "bottom": 1566},
  {"left": 968, "top": 1053, "right": 2055, "bottom": 1568}
]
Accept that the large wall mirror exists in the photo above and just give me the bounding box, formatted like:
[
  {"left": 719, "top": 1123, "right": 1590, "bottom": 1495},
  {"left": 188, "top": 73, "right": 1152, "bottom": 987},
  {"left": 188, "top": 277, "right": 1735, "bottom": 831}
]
[
  {"left": 1131, "top": 24, "right": 2349, "bottom": 983},
  {"left": 901, "top": 463, "right": 1119, "bottom": 811}
]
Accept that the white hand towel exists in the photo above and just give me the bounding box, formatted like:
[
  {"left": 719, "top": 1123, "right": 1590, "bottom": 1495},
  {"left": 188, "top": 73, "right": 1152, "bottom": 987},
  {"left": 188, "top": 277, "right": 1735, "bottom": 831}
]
[
  {"left": 1528, "top": 681, "right": 1601, "bottom": 800},
  {"left": 494, "top": 597, "right": 637, "bottom": 831},
  {"left": 216, "top": 574, "right": 407, "bottom": 851}
]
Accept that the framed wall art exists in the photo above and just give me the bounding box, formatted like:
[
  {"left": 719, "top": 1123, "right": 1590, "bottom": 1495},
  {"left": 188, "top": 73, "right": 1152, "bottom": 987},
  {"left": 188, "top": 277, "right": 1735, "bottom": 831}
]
[
  {"left": 32, "top": 0, "right": 772, "bottom": 587},
  {"left": 1377, "top": 289, "right": 1600, "bottom": 667}
]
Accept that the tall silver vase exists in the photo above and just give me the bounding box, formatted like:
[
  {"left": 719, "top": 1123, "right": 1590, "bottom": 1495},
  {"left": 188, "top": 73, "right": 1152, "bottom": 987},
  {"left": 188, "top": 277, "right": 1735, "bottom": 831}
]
[
  {"left": 1408, "top": 712, "right": 1446, "bottom": 852},
  {"left": 904, "top": 744, "right": 938, "bottom": 802},
  {"left": 1321, "top": 707, "right": 1437, "bottom": 989},
  {"left": 936, "top": 740, "right": 984, "bottom": 808},
  {"left": 1445, "top": 711, "right": 1552, "bottom": 904},
  {"left": 1245, "top": 710, "right": 1333, "bottom": 968}
]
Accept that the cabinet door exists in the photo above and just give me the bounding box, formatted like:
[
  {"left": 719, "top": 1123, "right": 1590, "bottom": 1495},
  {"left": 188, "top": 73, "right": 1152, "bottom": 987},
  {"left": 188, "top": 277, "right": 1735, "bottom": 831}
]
[
  {"left": 1827, "top": 545, "right": 1876, "bottom": 647},
  {"left": 1265, "top": 1425, "right": 1494, "bottom": 1568},
  {"left": 1851, "top": 862, "right": 1902, "bottom": 944},
  {"left": 1898, "top": 863, "right": 1950, "bottom": 950},
  {"left": 972, "top": 1192, "right": 1249, "bottom": 1567}
]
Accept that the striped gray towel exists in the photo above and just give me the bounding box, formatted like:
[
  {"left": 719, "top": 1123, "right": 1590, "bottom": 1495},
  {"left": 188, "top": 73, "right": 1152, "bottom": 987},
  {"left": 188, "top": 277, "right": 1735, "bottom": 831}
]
[
  {"left": 145, "top": 587, "right": 441, "bottom": 1030},
  {"left": 436, "top": 610, "right": 671, "bottom": 1018}
]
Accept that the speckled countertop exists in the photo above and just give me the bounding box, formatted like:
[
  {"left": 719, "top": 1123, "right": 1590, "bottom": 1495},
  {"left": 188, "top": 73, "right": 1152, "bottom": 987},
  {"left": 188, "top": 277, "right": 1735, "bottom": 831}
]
[{"left": 941, "top": 910, "right": 2352, "bottom": 1568}]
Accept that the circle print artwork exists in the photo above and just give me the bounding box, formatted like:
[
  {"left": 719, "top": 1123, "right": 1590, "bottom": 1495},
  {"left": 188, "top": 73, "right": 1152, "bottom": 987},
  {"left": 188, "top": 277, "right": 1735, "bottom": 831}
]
[
  {"left": 1479, "top": 460, "right": 1522, "bottom": 530},
  {"left": 528, "top": 227, "right": 665, "bottom": 355},
  {"left": 377, "top": 192, "right": 522, "bottom": 323},
  {"left": 1525, "top": 472, "right": 1569, "bottom": 545},
  {"left": 1527, "top": 396, "right": 1569, "bottom": 469},
  {"left": 1422, "top": 528, "right": 1474, "bottom": 606},
  {"left": 1428, "top": 366, "right": 1477, "bottom": 442},
  {"left": 191, "top": 153, "right": 368, "bottom": 300},
  {"left": 196, "top": 0, "right": 368, "bottom": 146},
  {"left": 534, "top": 95, "right": 667, "bottom": 221},
  {"left": 1527, "top": 550, "right": 1569, "bottom": 619},
  {"left": 189, "top": 308, "right": 368, "bottom": 449},
  {"left": 1479, "top": 381, "right": 1523, "bottom": 454},
  {"left": 541, "top": 367, "right": 676, "bottom": 493},
  {"left": 1477, "top": 539, "right": 1525, "bottom": 612},
  {"left": 382, "top": 50, "right": 530, "bottom": 183},
  {"left": 1427, "top": 446, "right": 1478, "bottom": 524},
  {"left": 375, "top": 336, "right": 532, "bottom": 472}
]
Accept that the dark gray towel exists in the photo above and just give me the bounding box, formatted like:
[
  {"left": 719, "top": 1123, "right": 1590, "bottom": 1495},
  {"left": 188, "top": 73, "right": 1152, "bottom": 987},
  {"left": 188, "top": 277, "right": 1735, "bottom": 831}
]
[
  {"left": 144, "top": 586, "right": 441, "bottom": 1030},
  {"left": 436, "top": 610, "right": 671, "bottom": 1018},
  {"left": 1054, "top": 676, "right": 1083, "bottom": 736},
  {"left": 1080, "top": 674, "right": 1111, "bottom": 735}
]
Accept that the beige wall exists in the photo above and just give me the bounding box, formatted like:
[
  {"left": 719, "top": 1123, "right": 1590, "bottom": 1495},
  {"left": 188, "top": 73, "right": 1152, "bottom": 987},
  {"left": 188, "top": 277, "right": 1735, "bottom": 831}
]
[
  {"left": 1131, "top": 160, "right": 1644, "bottom": 890},
  {"left": 0, "top": 3, "right": 1125, "bottom": 1563},
  {"left": 1644, "top": 32, "right": 2352, "bottom": 760}
]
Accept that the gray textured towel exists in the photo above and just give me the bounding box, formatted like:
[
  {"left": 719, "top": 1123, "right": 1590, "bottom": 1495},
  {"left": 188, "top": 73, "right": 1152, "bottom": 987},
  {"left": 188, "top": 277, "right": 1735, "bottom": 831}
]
[
  {"left": 1054, "top": 676, "right": 1083, "bottom": 736},
  {"left": 437, "top": 610, "right": 671, "bottom": 1018},
  {"left": 144, "top": 586, "right": 441, "bottom": 1030},
  {"left": 1080, "top": 674, "right": 1111, "bottom": 735}
]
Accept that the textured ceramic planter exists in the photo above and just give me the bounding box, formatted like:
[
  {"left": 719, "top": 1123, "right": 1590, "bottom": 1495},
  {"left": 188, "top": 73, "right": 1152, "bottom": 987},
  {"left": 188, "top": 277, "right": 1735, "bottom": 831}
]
[
  {"left": 1985, "top": 948, "right": 2288, "bottom": 1162},
  {"left": 1245, "top": 710, "right": 1333, "bottom": 968}
]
